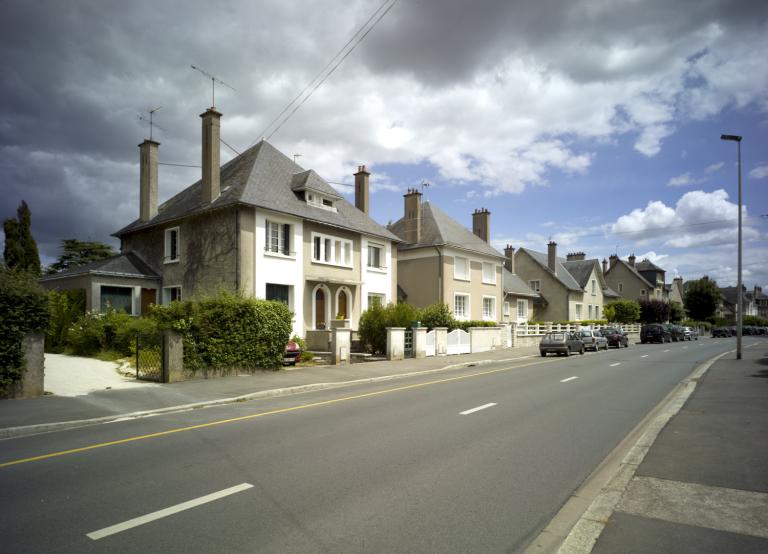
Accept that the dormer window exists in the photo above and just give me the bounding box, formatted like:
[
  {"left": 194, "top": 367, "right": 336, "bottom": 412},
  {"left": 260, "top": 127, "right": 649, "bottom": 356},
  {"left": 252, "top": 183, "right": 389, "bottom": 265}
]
[{"left": 306, "top": 192, "right": 337, "bottom": 212}]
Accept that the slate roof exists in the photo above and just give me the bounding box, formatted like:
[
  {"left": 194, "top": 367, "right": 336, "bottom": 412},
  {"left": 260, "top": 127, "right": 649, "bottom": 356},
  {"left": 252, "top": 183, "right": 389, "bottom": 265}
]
[
  {"left": 387, "top": 202, "right": 504, "bottom": 259},
  {"left": 114, "top": 140, "right": 399, "bottom": 243},
  {"left": 562, "top": 259, "right": 603, "bottom": 289},
  {"left": 635, "top": 259, "right": 665, "bottom": 273},
  {"left": 605, "top": 259, "right": 655, "bottom": 289},
  {"left": 39, "top": 252, "right": 159, "bottom": 281},
  {"left": 502, "top": 269, "right": 539, "bottom": 297},
  {"left": 518, "top": 248, "right": 583, "bottom": 291},
  {"left": 603, "top": 286, "right": 620, "bottom": 298}
]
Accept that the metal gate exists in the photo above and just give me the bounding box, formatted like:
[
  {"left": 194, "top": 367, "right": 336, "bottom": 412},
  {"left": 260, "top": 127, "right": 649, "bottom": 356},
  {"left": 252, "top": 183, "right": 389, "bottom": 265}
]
[
  {"left": 404, "top": 328, "right": 413, "bottom": 358},
  {"left": 136, "top": 333, "right": 164, "bottom": 382}
]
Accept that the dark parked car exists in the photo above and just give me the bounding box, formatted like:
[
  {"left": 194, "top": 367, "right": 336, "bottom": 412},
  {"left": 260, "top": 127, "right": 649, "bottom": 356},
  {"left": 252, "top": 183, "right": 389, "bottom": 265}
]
[
  {"left": 712, "top": 327, "right": 730, "bottom": 338},
  {"left": 668, "top": 325, "right": 685, "bottom": 342},
  {"left": 641, "top": 323, "right": 671, "bottom": 344},
  {"left": 284, "top": 340, "right": 303, "bottom": 366},
  {"left": 600, "top": 328, "right": 629, "bottom": 348},
  {"left": 539, "top": 332, "right": 585, "bottom": 356}
]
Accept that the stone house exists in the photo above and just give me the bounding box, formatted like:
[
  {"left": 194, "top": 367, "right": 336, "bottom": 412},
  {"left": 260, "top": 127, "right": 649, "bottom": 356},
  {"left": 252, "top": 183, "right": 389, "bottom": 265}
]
[
  {"left": 500, "top": 245, "right": 539, "bottom": 324},
  {"left": 388, "top": 194, "right": 506, "bottom": 322},
  {"left": 41, "top": 107, "right": 400, "bottom": 339},
  {"left": 513, "top": 243, "right": 613, "bottom": 322},
  {"left": 665, "top": 277, "right": 685, "bottom": 307},
  {"left": 602, "top": 254, "right": 666, "bottom": 303}
]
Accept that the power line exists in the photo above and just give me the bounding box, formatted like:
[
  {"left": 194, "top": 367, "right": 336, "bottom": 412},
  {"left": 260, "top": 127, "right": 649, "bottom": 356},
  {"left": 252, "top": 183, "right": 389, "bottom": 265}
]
[
  {"left": 220, "top": 137, "right": 240, "bottom": 156},
  {"left": 159, "top": 162, "right": 200, "bottom": 168},
  {"left": 253, "top": 0, "right": 398, "bottom": 144}
]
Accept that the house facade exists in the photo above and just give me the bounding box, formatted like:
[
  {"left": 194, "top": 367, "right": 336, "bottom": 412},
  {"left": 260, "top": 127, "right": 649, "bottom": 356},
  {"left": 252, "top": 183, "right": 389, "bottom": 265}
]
[
  {"left": 43, "top": 107, "right": 400, "bottom": 339},
  {"left": 603, "top": 254, "right": 660, "bottom": 302},
  {"left": 389, "top": 195, "right": 505, "bottom": 322},
  {"left": 513, "top": 243, "right": 611, "bottom": 322},
  {"left": 500, "top": 245, "right": 538, "bottom": 324}
]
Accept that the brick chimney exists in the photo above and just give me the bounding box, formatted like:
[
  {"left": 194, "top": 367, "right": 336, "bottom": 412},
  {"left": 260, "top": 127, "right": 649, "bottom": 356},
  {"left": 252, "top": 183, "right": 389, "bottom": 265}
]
[
  {"left": 200, "top": 107, "right": 222, "bottom": 204},
  {"left": 504, "top": 244, "right": 515, "bottom": 273},
  {"left": 602, "top": 258, "right": 608, "bottom": 273},
  {"left": 403, "top": 188, "right": 422, "bottom": 244},
  {"left": 472, "top": 208, "right": 490, "bottom": 243},
  {"left": 628, "top": 253, "right": 636, "bottom": 267},
  {"left": 609, "top": 254, "right": 618, "bottom": 268},
  {"left": 139, "top": 139, "right": 159, "bottom": 222},
  {"left": 354, "top": 165, "right": 370, "bottom": 214},
  {"left": 566, "top": 251, "right": 586, "bottom": 261},
  {"left": 547, "top": 241, "right": 557, "bottom": 273}
]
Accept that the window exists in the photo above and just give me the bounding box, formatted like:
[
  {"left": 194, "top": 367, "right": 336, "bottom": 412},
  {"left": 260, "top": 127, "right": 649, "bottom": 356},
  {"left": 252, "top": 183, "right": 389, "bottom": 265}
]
[
  {"left": 504, "top": 301, "right": 510, "bottom": 317},
  {"left": 588, "top": 305, "right": 593, "bottom": 319},
  {"left": 307, "top": 193, "right": 337, "bottom": 212},
  {"left": 163, "top": 286, "right": 182, "bottom": 305},
  {"left": 311, "top": 232, "right": 352, "bottom": 267},
  {"left": 266, "top": 283, "right": 290, "bottom": 306},
  {"left": 517, "top": 299, "right": 528, "bottom": 320},
  {"left": 454, "top": 293, "right": 469, "bottom": 319},
  {"left": 591, "top": 279, "right": 596, "bottom": 295},
  {"left": 164, "top": 227, "right": 179, "bottom": 263},
  {"left": 101, "top": 286, "right": 132, "bottom": 314},
  {"left": 529, "top": 280, "right": 541, "bottom": 292},
  {"left": 482, "top": 296, "right": 496, "bottom": 320},
  {"left": 482, "top": 262, "right": 496, "bottom": 284},
  {"left": 595, "top": 306, "right": 600, "bottom": 319},
  {"left": 454, "top": 256, "right": 469, "bottom": 280},
  {"left": 265, "top": 220, "right": 291, "bottom": 256},
  {"left": 640, "top": 289, "right": 647, "bottom": 296},
  {"left": 575, "top": 303, "right": 582, "bottom": 321},
  {"left": 368, "top": 293, "right": 385, "bottom": 309},
  {"left": 367, "top": 243, "right": 383, "bottom": 269},
  {"left": 618, "top": 282, "right": 623, "bottom": 293}
]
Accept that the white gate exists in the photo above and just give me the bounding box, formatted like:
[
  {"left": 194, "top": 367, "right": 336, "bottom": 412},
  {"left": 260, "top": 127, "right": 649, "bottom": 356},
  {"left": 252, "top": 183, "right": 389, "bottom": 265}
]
[
  {"left": 425, "top": 330, "right": 436, "bottom": 357},
  {"left": 447, "top": 329, "right": 470, "bottom": 355}
]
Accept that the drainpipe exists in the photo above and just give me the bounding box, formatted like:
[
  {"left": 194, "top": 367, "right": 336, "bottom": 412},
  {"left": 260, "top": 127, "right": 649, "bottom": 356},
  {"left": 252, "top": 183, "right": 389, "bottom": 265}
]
[{"left": 434, "top": 246, "right": 443, "bottom": 304}]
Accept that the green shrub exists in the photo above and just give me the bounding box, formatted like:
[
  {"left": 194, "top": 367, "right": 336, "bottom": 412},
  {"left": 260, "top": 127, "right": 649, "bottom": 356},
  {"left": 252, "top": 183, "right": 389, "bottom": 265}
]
[
  {"left": 0, "top": 269, "right": 49, "bottom": 390},
  {"left": 454, "top": 319, "right": 498, "bottom": 331},
  {"left": 151, "top": 291, "right": 293, "bottom": 371},
  {"left": 605, "top": 300, "right": 641, "bottom": 323},
  {"left": 46, "top": 289, "right": 85, "bottom": 352},
  {"left": 420, "top": 303, "right": 456, "bottom": 330},
  {"left": 358, "top": 302, "right": 420, "bottom": 354}
]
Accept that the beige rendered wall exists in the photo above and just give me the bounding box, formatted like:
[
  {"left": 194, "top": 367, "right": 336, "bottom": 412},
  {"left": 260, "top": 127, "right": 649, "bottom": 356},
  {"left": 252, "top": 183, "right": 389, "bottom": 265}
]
[
  {"left": 238, "top": 206, "right": 255, "bottom": 296},
  {"left": 444, "top": 251, "right": 503, "bottom": 321},
  {"left": 514, "top": 250, "right": 569, "bottom": 321},
  {"left": 604, "top": 263, "right": 649, "bottom": 303},
  {"left": 397, "top": 253, "right": 441, "bottom": 308}
]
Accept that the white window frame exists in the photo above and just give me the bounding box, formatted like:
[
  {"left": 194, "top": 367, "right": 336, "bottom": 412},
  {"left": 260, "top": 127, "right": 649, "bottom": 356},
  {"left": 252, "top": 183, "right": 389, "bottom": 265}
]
[
  {"left": 529, "top": 280, "right": 541, "bottom": 292},
  {"left": 517, "top": 299, "right": 528, "bottom": 321},
  {"left": 482, "top": 262, "right": 496, "bottom": 285},
  {"left": 454, "top": 256, "right": 470, "bottom": 281},
  {"left": 367, "top": 243, "right": 385, "bottom": 271},
  {"left": 307, "top": 193, "right": 337, "bottom": 212},
  {"left": 575, "top": 303, "right": 582, "bottom": 321},
  {"left": 311, "top": 232, "right": 353, "bottom": 268},
  {"left": 503, "top": 301, "right": 510, "bottom": 317},
  {"left": 454, "top": 293, "right": 469, "bottom": 320},
  {"left": 164, "top": 226, "right": 180, "bottom": 264},
  {"left": 588, "top": 304, "right": 593, "bottom": 319},
  {"left": 482, "top": 295, "right": 496, "bottom": 321},
  {"left": 367, "top": 293, "right": 385, "bottom": 309},
  {"left": 162, "top": 286, "right": 182, "bottom": 305},
  {"left": 265, "top": 220, "right": 293, "bottom": 257},
  {"left": 591, "top": 279, "right": 596, "bottom": 295}
]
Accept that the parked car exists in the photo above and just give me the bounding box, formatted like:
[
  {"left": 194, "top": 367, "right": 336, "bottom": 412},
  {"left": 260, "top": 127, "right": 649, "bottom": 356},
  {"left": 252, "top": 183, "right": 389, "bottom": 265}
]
[
  {"left": 712, "top": 327, "right": 730, "bottom": 338},
  {"left": 641, "top": 323, "right": 671, "bottom": 344},
  {"left": 681, "top": 326, "right": 698, "bottom": 340},
  {"left": 600, "top": 328, "right": 629, "bottom": 348},
  {"left": 577, "top": 329, "right": 609, "bottom": 351},
  {"left": 667, "top": 324, "right": 685, "bottom": 342},
  {"left": 284, "top": 340, "right": 303, "bottom": 366},
  {"left": 540, "top": 332, "right": 585, "bottom": 357}
]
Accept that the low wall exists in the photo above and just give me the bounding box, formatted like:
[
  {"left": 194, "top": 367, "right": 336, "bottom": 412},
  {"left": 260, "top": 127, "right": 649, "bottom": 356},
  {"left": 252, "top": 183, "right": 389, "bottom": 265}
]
[
  {"left": 469, "top": 327, "right": 505, "bottom": 353},
  {"left": 1, "top": 333, "right": 45, "bottom": 399},
  {"left": 306, "top": 330, "right": 332, "bottom": 352}
]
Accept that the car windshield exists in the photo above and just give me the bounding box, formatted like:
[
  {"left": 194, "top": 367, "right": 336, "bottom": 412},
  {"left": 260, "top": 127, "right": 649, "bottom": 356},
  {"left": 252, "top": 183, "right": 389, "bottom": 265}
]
[
  {"left": 579, "top": 331, "right": 591, "bottom": 336},
  {"left": 544, "top": 333, "right": 565, "bottom": 341}
]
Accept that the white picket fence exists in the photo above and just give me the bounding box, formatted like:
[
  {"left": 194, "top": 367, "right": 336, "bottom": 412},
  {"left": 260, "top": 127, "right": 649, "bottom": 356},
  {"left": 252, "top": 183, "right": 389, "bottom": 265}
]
[
  {"left": 446, "top": 329, "right": 471, "bottom": 355},
  {"left": 516, "top": 323, "right": 641, "bottom": 336}
]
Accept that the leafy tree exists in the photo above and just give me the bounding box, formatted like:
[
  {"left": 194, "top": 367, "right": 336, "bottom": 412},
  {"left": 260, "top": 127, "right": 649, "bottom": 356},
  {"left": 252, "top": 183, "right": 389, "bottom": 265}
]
[
  {"left": 684, "top": 277, "right": 720, "bottom": 322},
  {"left": 669, "top": 301, "right": 685, "bottom": 323},
  {"left": 639, "top": 299, "right": 670, "bottom": 323},
  {"left": 605, "top": 299, "right": 641, "bottom": 323},
  {"left": 3, "top": 201, "right": 40, "bottom": 274},
  {"left": 47, "top": 239, "right": 117, "bottom": 274},
  {"left": 419, "top": 303, "right": 455, "bottom": 330}
]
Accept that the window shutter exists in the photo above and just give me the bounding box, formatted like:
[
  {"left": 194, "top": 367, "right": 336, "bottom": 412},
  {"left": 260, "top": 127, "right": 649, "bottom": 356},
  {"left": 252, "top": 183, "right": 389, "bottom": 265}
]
[{"left": 282, "top": 224, "right": 290, "bottom": 255}]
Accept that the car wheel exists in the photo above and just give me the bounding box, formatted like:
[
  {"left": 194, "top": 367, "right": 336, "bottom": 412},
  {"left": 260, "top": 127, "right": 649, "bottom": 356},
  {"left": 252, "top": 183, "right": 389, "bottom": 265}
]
[
  {"left": 604, "top": 343, "right": 609, "bottom": 351},
  {"left": 580, "top": 347, "right": 585, "bottom": 355},
  {"left": 566, "top": 347, "right": 572, "bottom": 357},
  {"left": 540, "top": 351, "right": 547, "bottom": 357}
]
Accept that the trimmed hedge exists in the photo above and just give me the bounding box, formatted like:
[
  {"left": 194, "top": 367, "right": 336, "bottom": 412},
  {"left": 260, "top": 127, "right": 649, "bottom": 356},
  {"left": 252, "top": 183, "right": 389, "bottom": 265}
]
[
  {"left": 358, "top": 302, "right": 420, "bottom": 355},
  {"left": 151, "top": 291, "right": 292, "bottom": 371},
  {"left": 0, "top": 269, "right": 49, "bottom": 390}
]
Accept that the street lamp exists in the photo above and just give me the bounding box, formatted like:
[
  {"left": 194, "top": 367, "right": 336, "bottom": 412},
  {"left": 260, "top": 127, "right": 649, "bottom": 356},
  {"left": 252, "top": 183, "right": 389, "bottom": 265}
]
[{"left": 720, "top": 133, "right": 742, "bottom": 360}]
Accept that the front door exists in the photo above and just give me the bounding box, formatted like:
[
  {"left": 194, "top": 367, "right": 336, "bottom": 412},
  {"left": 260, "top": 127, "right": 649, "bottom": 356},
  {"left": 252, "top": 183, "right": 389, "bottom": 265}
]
[{"left": 315, "top": 289, "right": 326, "bottom": 329}]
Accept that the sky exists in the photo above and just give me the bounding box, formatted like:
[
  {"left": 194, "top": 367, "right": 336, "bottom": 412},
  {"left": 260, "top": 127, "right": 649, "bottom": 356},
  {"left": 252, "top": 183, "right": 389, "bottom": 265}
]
[{"left": 2, "top": 0, "right": 767, "bottom": 290}]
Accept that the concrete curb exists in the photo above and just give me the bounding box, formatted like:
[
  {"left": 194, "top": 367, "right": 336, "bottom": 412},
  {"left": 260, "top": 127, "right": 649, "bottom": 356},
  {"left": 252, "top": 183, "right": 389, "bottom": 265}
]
[
  {"left": 0, "top": 354, "right": 533, "bottom": 441},
  {"left": 555, "top": 349, "right": 733, "bottom": 554}
]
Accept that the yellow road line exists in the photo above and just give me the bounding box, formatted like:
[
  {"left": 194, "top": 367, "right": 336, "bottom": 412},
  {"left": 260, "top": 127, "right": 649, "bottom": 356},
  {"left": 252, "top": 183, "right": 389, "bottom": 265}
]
[{"left": 1, "top": 358, "right": 556, "bottom": 469}]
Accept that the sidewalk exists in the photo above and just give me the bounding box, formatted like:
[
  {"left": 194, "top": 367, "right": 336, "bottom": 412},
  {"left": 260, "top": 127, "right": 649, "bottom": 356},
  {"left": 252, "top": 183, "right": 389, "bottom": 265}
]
[
  {"left": 0, "top": 345, "right": 541, "bottom": 438},
  {"left": 583, "top": 342, "right": 768, "bottom": 553}
]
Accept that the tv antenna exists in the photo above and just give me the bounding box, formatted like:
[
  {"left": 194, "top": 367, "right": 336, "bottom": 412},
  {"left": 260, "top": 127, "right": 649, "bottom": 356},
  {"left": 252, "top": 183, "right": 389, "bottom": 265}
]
[
  {"left": 191, "top": 64, "right": 236, "bottom": 108},
  {"left": 137, "top": 106, "right": 165, "bottom": 140},
  {"left": 420, "top": 180, "right": 430, "bottom": 196},
  {"left": 293, "top": 154, "right": 302, "bottom": 163}
]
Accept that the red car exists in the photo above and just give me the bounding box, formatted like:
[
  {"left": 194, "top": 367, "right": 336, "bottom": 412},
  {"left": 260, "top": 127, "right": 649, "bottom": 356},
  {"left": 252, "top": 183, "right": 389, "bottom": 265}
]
[
  {"left": 600, "top": 328, "right": 629, "bottom": 348},
  {"left": 284, "top": 340, "right": 303, "bottom": 366}
]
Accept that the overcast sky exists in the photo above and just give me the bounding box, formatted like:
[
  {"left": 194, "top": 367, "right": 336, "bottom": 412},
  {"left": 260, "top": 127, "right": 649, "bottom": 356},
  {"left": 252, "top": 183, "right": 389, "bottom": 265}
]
[{"left": 2, "top": 0, "right": 767, "bottom": 289}]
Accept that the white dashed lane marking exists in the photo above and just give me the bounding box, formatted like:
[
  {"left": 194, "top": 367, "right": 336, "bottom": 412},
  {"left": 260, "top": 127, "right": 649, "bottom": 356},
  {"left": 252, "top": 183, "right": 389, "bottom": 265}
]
[{"left": 560, "top": 376, "right": 579, "bottom": 383}]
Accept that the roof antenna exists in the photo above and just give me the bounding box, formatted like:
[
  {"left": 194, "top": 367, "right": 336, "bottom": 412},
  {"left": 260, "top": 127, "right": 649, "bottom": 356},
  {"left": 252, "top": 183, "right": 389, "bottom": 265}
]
[
  {"left": 191, "top": 64, "right": 236, "bottom": 108},
  {"left": 137, "top": 106, "right": 164, "bottom": 141},
  {"left": 293, "top": 154, "right": 302, "bottom": 163},
  {"left": 420, "top": 180, "right": 430, "bottom": 202}
]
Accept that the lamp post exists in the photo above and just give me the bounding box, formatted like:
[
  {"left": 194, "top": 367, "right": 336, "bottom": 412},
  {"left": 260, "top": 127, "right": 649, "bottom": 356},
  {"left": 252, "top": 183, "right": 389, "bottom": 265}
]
[{"left": 720, "top": 133, "right": 742, "bottom": 360}]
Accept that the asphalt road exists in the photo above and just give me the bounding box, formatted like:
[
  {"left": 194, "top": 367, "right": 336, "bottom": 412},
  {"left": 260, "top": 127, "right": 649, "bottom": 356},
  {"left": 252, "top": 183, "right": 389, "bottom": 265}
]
[{"left": 0, "top": 337, "right": 748, "bottom": 553}]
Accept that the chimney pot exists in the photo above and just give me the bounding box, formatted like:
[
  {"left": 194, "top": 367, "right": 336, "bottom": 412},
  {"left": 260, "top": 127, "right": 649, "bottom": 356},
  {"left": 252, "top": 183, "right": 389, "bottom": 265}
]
[
  {"left": 628, "top": 254, "right": 636, "bottom": 267},
  {"left": 472, "top": 208, "right": 491, "bottom": 243},
  {"left": 139, "top": 139, "right": 160, "bottom": 222},
  {"left": 504, "top": 244, "right": 515, "bottom": 274},
  {"left": 403, "top": 188, "right": 422, "bottom": 244},
  {"left": 602, "top": 258, "right": 608, "bottom": 274},
  {"left": 200, "top": 107, "right": 222, "bottom": 204},
  {"left": 547, "top": 241, "right": 557, "bottom": 273}
]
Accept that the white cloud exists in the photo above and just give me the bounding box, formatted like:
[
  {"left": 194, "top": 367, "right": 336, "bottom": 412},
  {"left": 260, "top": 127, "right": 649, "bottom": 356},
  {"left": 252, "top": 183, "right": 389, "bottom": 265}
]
[
  {"left": 749, "top": 165, "right": 768, "bottom": 179},
  {"left": 667, "top": 172, "right": 705, "bottom": 187},
  {"left": 705, "top": 161, "right": 724, "bottom": 173}
]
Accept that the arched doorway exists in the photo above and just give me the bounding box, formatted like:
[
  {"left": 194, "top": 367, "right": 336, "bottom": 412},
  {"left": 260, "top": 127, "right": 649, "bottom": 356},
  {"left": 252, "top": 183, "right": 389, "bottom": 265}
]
[
  {"left": 337, "top": 289, "right": 348, "bottom": 319},
  {"left": 315, "top": 288, "right": 326, "bottom": 329}
]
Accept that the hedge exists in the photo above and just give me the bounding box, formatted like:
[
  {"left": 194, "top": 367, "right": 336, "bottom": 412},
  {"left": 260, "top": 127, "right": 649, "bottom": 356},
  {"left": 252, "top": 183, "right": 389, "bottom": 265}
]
[{"left": 0, "top": 269, "right": 49, "bottom": 390}]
